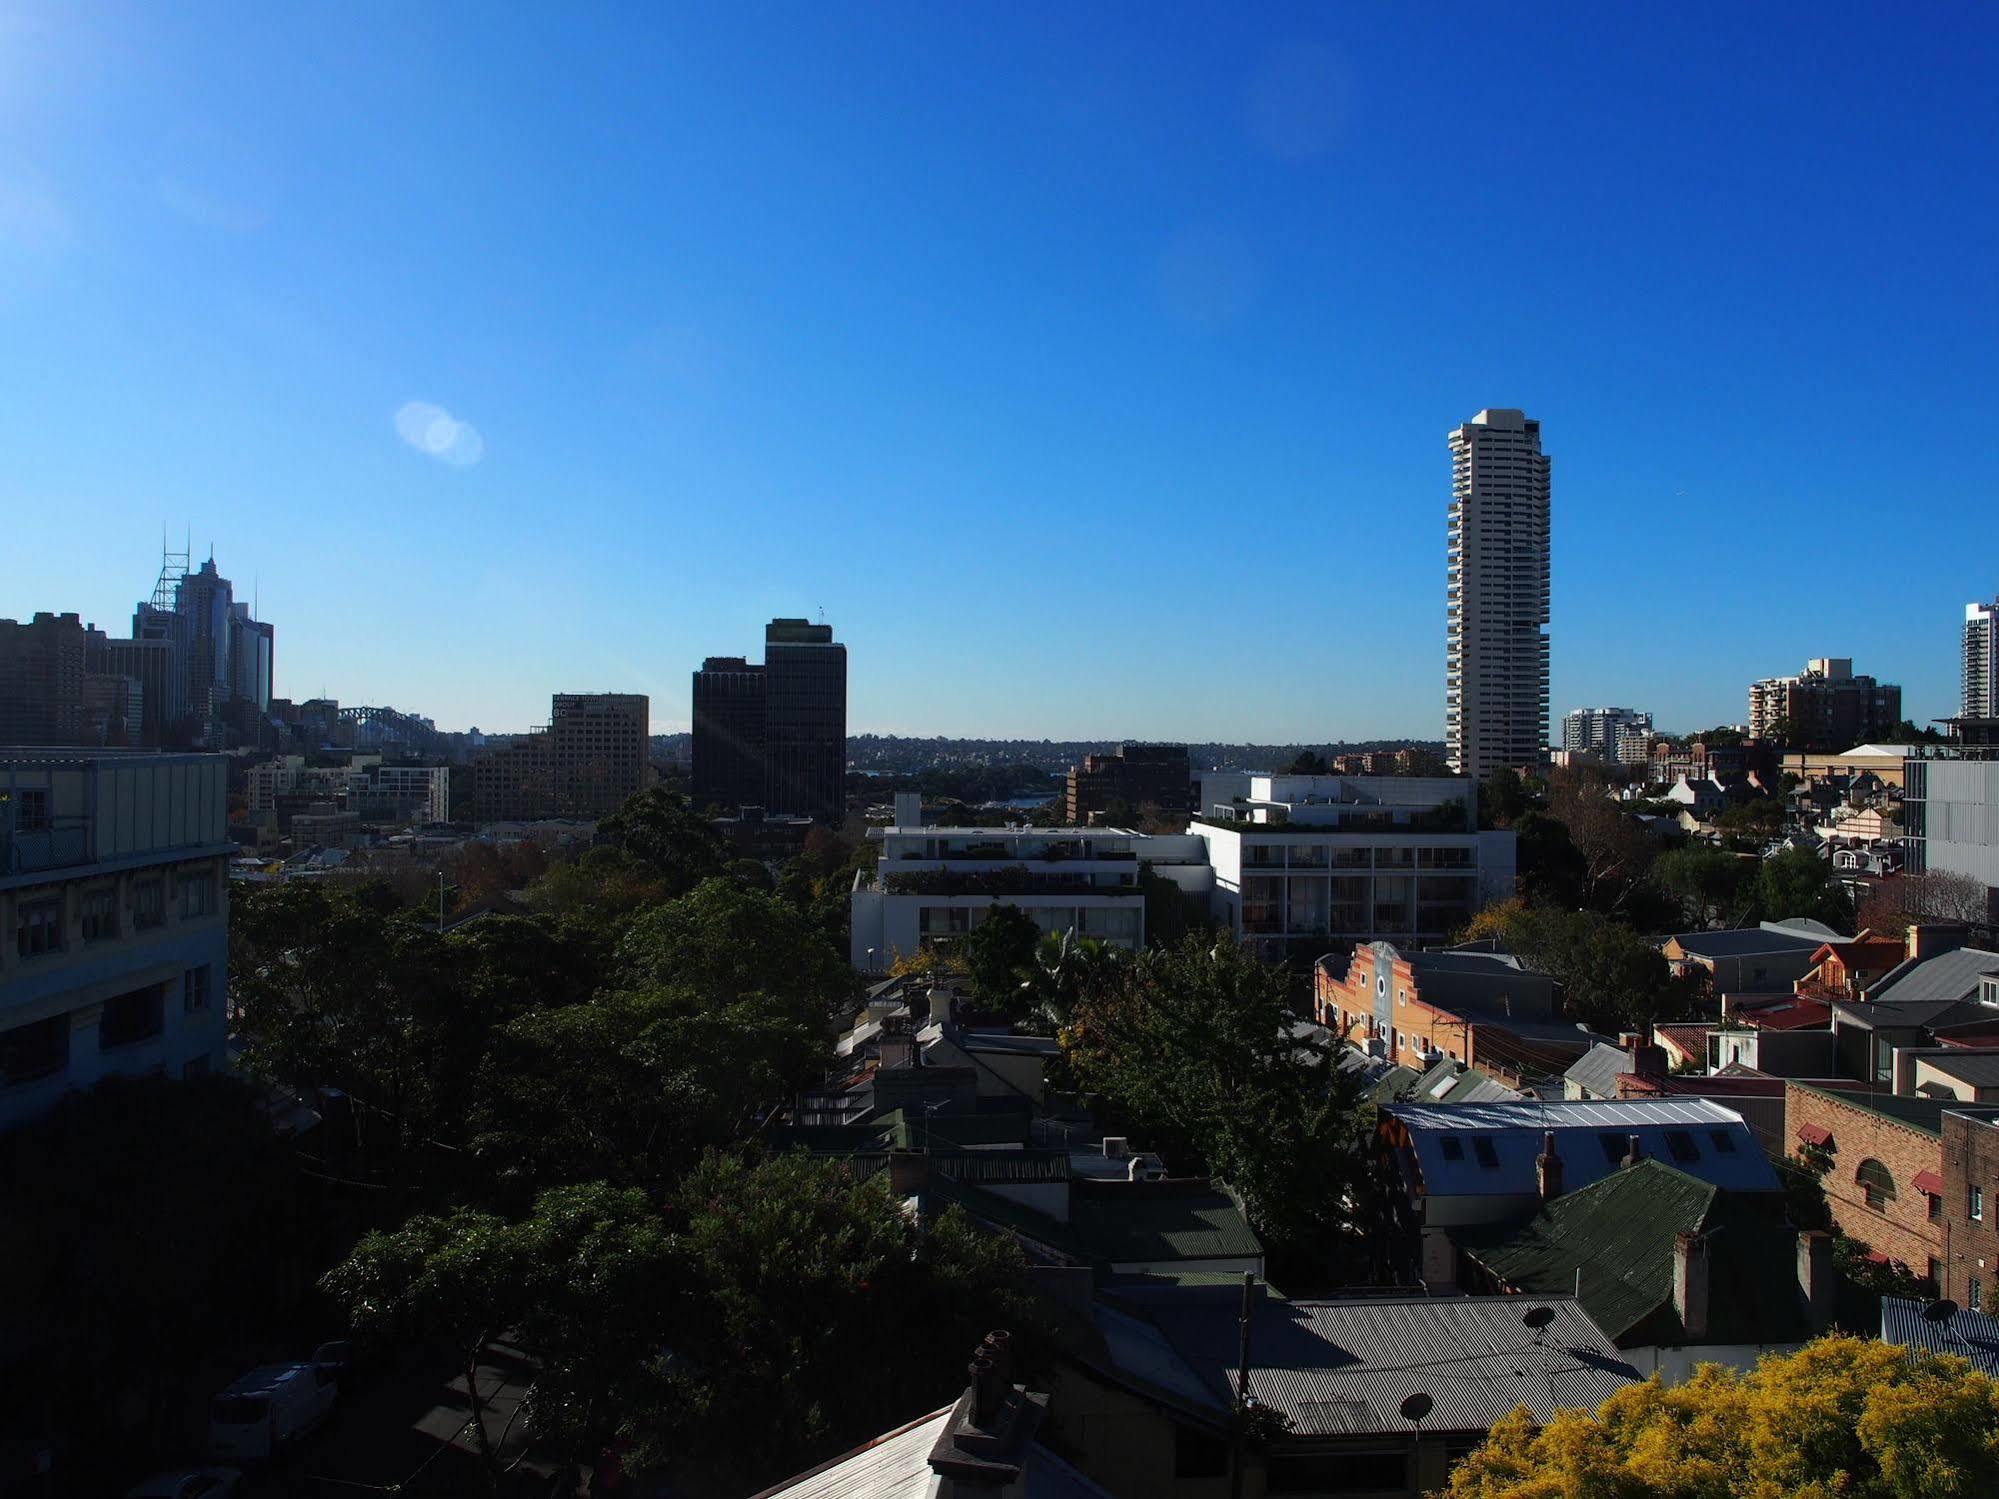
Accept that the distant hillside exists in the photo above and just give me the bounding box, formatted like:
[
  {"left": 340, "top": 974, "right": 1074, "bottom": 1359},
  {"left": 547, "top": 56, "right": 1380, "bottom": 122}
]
[{"left": 652, "top": 732, "right": 1445, "bottom": 776}]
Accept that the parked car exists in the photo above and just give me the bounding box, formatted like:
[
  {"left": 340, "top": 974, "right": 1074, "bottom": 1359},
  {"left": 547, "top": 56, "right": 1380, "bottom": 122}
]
[
  {"left": 125, "top": 1470, "right": 243, "bottom": 1499},
  {"left": 206, "top": 1363, "right": 338, "bottom": 1460}
]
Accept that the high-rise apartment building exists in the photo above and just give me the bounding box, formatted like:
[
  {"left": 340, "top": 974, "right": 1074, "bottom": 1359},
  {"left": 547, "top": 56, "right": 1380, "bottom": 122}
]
[
  {"left": 1747, "top": 658, "right": 1902, "bottom": 748},
  {"left": 1561, "top": 707, "right": 1652, "bottom": 761},
  {"left": 470, "top": 693, "right": 650, "bottom": 821},
  {"left": 1966, "top": 600, "right": 1999, "bottom": 720},
  {"left": 1447, "top": 409, "right": 1551, "bottom": 779},
  {"left": 764, "top": 620, "right": 847, "bottom": 823},
  {"left": 691, "top": 656, "right": 767, "bottom": 812}
]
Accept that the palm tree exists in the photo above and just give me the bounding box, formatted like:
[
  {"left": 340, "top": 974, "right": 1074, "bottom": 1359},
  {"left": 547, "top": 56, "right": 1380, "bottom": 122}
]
[{"left": 1019, "top": 929, "right": 1119, "bottom": 1028}]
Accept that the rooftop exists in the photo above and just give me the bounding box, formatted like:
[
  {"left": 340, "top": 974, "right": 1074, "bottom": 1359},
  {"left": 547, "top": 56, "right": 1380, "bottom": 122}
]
[
  {"left": 1667, "top": 928, "right": 1827, "bottom": 959},
  {"left": 1881, "top": 1296, "right": 1999, "bottom": 1378},
  {"left": 1457, "top": 1160, "right": 1814, "bottom": 1348},
  {"left": 1095, "top": 1285, "right": 1637, "bottom": 1437},
  {"left": 1915, "top": 1051, "right": 1999, "bottom": 1090},
  {"left": 1563, "top": 1042, "right": 1633, "bottom": 1100},
  {"left": 1869, "top": 946, "right": 1999, "bottom": 1009},
  {"left": 1789, "top": 1081, "right": 1948, "bottom": 1138}
]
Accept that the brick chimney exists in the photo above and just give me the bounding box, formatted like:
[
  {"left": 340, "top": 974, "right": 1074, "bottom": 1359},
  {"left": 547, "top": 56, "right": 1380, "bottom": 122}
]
[
  {"left": 1672, "top": 1230, "right": 1710, "bottom": 1341},
  {"left": 888, "top": 1147, "right": 929, "bottom": 1199},
  {"left": 1621, "top": 1133, "right": 1643, "bottom": 1169},
  {"left": 1797, "top": 1228, "right": 1835, "bottom": 1329},
  {"left": 1535, "top": 1130, "right": 1564, "bottom": 1202},
  {"left": 1909, "top": 924, "right": 1969, "bottom": 962},
  {"left": 928, "top": 1329, "right": 1048, "bottom": 1487}
]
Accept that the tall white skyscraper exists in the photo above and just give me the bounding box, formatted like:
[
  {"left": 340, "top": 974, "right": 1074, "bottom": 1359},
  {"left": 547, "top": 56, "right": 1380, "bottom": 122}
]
[
  {"left": 1967, "top": 599, "right": 1999, "bottom": 719},
  {"left": 1447, "top": 408, "right": 1550, "bottom": 779}
]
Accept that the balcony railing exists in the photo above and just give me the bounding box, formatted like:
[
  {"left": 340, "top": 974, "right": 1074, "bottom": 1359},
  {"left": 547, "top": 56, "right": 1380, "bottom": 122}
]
[{"left": 2, "top": 818, "right": 93, "bottom": 876}]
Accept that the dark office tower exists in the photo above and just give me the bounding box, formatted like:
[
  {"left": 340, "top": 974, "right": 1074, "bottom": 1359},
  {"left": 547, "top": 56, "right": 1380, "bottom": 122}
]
[
  {"left": 0, "top": 612, "right": 87, "bottom": 744},
  {"left": 175, "top": 558, "right": 235, "bottom": 722},
  {"left": 763, "top": 618, "right": 847, "bottom": 822},
  {"left": 691, "top": 656, "right": 766, "bottom": 812}
]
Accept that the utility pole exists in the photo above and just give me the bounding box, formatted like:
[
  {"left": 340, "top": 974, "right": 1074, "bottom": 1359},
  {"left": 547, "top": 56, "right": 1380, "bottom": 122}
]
[{"left": 1229, "top": 1270, "right": 1255, "bottom": 1499}]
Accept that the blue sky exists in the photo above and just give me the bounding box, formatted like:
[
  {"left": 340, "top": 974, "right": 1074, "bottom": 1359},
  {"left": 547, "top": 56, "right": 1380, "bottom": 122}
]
[{"left": 3, "top": 3, "right": 1994, "bottom": 740}]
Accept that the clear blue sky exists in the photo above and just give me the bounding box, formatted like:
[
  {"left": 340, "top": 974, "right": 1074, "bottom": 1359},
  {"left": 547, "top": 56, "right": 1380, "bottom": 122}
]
[{"left": 3, "top": 3, "right": 1994, "bottom": 739}]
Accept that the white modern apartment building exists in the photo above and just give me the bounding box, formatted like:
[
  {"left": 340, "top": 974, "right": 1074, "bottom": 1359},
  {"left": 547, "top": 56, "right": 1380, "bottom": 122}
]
[
  {"left": 849, "top": 816, "right": 1213, "bottom": 971},
  {"left": 1192, "top": 774, "right": 1515, "bottom": 955},
  {"left": 1, "top": 752, "right": 232, "bottom": 1129},
  {"left": 1562, "top": 707, "right": 1652, "bottom": 762},
  {"left": 850, "top": 780, "right": 1519, "bottom": 972},
  {"left": 247, "top": 754, "right": 449, "bottom": 825},
  {"left": 1967, "top": 600, "right": 1998, "bottom": 720},
  {"left": 1447, "top": 409, "right": 1551, "bottom": 778}
]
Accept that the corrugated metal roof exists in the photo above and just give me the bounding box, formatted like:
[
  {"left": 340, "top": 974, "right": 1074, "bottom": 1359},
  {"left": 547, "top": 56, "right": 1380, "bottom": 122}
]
[
  {"left": 1385, "top": 1099, "right": 1778, "bottom": 1197},
  {"left": 1669, "top": 929, "right": 1825, "bottom": 958},
  {"left": 754, "top": 1405, "right": 948, "bottom": 1498},
  {"left": 1881, "top": 1296, "right": 1999, "bottom": 1376},
  {"left": 1920, "top": 1051, "right": 1999, "bottom": 1088},
  {"left": 1871, "top": 947, "right": 1999, "bottom": 1008},
  {"left": 1563, "top": 1042, "right": 1631, "bottom": 1099},
  {"left": 1100, "top": 1289, "right": 1637, "bottom": 1437}
]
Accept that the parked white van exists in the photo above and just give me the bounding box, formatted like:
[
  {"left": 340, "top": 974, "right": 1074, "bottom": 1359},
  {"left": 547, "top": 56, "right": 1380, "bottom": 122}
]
[{"left": 206, "top": 1364, "right": 337, "bottom": 1460}]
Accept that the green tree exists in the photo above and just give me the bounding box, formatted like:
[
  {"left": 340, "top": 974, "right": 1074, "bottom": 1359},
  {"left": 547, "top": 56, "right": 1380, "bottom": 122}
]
[
  {"left": 1020, "top": 927, "right": 1123, "bottom": 1028},
  {"left": 1448, "top": 1336, "right": 1999, "bottom": 1499},
  {"left": 1651, "top": 845, "right": 1757, "bottom": 929},
  {"left": 1757, "top": 846, "right": 1854, "bottom": 929},
  {"left": 595, "top": 785, "right": 730, "bottom": 895},
  {"left": 1546, "top": 765, "right": 1657, "bottom": 913},
  {"left": 468, "top": 987, "right": 825, "bottom": 1201},
  {"left": 964, "top": 903, "right": 1041, "bottom": 1017},
  {"left": 655, "top": 1151, "right": 1034, "bottom": 1494},
  {"left": 322, "top": 1182, "right": 678, "bottom": 1484},
  {"left": 617, "top": 877, "right": 855, "bottom": 1031},
  {"left": 1510, "top": 810, "right": 1586, "bottom": 907},
  {"left": 1480, "top": 768, "right": 1531, "bottom": 829},
  {"left": 1465, "top": 902, "right": 1698, "bottom": 1034},
  {"left": 1061, "top": 935, "right": 1370, "bottom": 1263}
]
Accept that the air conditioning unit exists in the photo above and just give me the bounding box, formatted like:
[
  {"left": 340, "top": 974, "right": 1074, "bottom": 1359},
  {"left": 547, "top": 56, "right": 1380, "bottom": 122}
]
[{"left": 1364, "top": 1037, "right": 1387, "bottom": 1059}]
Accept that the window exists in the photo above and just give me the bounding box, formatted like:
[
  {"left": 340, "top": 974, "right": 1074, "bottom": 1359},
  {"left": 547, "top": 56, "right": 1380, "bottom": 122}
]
[
  {"left": 1708, "top": 1130, "right": 1737, "bottom": 1154},
  {"left": 133, "top": 880, "right": 164, "bottom": 929},
  {"left": 1974, "top": 1277, "right": 1985, "bottom": 1314},
  {"left": 80, "top": 888, "right": 117, "bottom": 943},
  {"left": 1439, "top": 1135, "right": 1465, "bottom": 1162},
  {"left": 99, "top": 985, "right": 164, "bottom": 1050},
  {"left": 1930, "top": 1193, "right": 1944, "bottom": 1224},
  {"left": 1173, "top": 1425, "right": 1229, "bottom": 1479},
  {"left": 16, "top": 899, "right": 61, "bottom": 958},
  {"left": 14, "top": 788, "right": 49, "bottom": 831},
  {"left": 179, "top": 874, "right": 216, "bottom": 919},
  {"left": 1664, "top": 1130, "right": 1700, "bottom": 1164},
  {"left": 1473, "top": 1137, "right": 1500, "bottom": 1169},
  {"left": 0, "top": 1014, "right": 69, "bottom": 1086},
  {"left": 1930, "top": 1258, "right": 1944, "bottom": 1285},
  {"left": 1973, "top": 1185, "right": 1985, "bottom": 1223},
  {"left": 183, "top": 965, "right": 212, "bottom": 1014},
  {"left": 1856, "top": 1158, "right": 1896, "bottom": 1211}
]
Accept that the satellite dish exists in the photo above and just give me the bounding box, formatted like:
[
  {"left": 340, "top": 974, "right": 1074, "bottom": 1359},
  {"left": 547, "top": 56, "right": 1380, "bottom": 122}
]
[
  {"left": 1399, "top": 1393, "right": 1433, "bottom": 1423},
  {"left": 1522, "top": 1306, "right": 1557, "bottom": 1330},
  {"left": 1923, "top": 1299, "right": 1961, "bottom": 1324}
]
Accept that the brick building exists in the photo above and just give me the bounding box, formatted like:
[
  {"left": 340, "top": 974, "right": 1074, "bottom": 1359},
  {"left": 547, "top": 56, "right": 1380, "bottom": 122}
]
[
  {"left": 470, "top": 692, "right": 650, "bottom": 821},
  {"left": 1063, "top": 743, "right": 1194, "bottom": 825},
  {"left": 1315, "top": 942, "right": 1589, "bottom": 1078},
  {"left": 1939, "top": 1106, "right": 1999, "bottom": 1313},
  {"left": 1785, "top": 1081, "right": 1945, "bottom": 1281}
]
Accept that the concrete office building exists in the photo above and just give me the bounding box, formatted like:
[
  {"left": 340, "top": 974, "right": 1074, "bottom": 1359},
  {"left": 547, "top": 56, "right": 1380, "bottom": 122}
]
[
  {"left": 1905, "top": 754, "right": 1999, "bottom": 924},
  {"left": 0, "top": 752, "right": 231, "bottom": 1129},
  {"left": 1562, "top": 707, "right": 1652, "bottom": 761},
  {"left": 0, "top": 613, "right": 87, "bottom": 746},
  {"left": 1748, "top": 658, "right": 1902, "bottom": 747},
  {"left": 763, "top": 618, "right": 847, "bottom": 822},
  {"left": 1967, "top": 601, "right": 1999, "bottom": 720},
  {"left": 691, "top": 656, "right": 766, "bottom": 812},
  {"left": 1447, "top": 409, "right": 1551, "bottom": 778},
  {"left": 470, "top": 693, "right": 650, "bottom": 821}
]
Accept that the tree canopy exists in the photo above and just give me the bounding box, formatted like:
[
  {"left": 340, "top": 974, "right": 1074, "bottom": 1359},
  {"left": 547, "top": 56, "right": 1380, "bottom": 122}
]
[
  {"left": 1459, "top": 900, "right": 1699, "bottom": 1033},
  {"left": 1447, "top": 1336, "right": 1999, "bottom": 1499},
  {"left": 964, "top": 902, "right": 1042, "bottom": 1016}
]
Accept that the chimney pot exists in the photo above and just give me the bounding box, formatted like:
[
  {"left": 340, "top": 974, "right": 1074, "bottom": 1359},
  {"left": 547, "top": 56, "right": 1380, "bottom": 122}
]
[
  {"left": 1622, "top": 1133, "right": 1643, "bottom": 1169},
  {"left": 1673, "top": 1229, "right": 1711, "bottom": 1341},
  {"left": 888, "top": 1147, "right": 929, "bottom": 1199}
]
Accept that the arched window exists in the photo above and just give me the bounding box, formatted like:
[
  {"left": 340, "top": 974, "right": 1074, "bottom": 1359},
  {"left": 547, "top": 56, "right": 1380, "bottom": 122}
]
[{"left": 1856, "top": 1158, "right": 1897, "bottom": 1212}]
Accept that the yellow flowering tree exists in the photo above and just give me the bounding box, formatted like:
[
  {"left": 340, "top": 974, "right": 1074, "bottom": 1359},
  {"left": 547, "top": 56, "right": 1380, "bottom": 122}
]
[{"left": 1448, "top": 1336, "right": 1999, "bottom": 1499}]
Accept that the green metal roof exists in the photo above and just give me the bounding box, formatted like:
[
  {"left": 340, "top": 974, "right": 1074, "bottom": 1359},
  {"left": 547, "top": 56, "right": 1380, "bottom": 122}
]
[
  {"left": 930, "top": 1174, "right": 1262, "bottom": 1270},
  {"left": 1457, "top": 1159, "right": 1813, "bottom": 1347}
]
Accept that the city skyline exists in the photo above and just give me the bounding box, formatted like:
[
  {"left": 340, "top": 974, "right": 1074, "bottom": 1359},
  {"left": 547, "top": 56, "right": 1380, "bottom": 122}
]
[{"left": 5, "top": 6, "right": 1995, "bottom": 737}]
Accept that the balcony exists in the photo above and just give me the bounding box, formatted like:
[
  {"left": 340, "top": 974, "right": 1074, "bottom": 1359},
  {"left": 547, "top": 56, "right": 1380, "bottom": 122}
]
[{"left": 2, "top": 818, "right": 93, "bottom": 876}]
